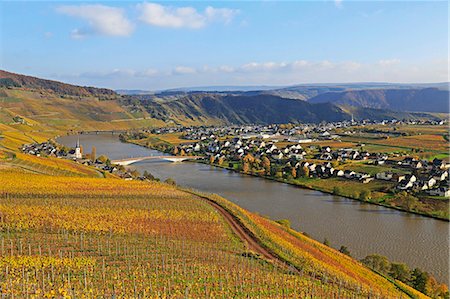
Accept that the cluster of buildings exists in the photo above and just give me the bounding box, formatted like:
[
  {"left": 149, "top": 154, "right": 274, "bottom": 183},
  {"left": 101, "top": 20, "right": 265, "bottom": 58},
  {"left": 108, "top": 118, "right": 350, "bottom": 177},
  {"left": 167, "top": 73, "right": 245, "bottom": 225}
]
[
  {"left": 21, "top": 140, "right": 81, "bottom": 159},
  {"left": 21, "top": 140, "right": 139, "bottom": 180},
  {"left": 167, "top": 125, "right": 449, "bottom": 197}
]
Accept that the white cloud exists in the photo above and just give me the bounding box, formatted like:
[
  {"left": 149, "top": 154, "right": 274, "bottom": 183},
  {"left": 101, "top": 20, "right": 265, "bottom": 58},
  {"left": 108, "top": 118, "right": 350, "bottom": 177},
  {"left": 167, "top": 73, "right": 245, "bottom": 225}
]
[
  {"left": 377, "top": 59, "right": 401, "bottom": 67},
  {"left": 173, "top": 66, "right": 197, "bottom": 75},
  {"left": 57, "top": 5, "right": 133, "bottom": 37},
  {"left": 334, "top": 0, "right": 343, "bottom": 8},
  {"left": 137, "top": 2, "right": 239, "bottom": 29}
]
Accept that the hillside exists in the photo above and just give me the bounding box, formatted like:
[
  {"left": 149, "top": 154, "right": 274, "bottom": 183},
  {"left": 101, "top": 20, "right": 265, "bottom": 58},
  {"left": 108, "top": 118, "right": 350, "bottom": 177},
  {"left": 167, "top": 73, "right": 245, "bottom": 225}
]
[
  {"left": 131, "top": 94, "right": 349, "bottom": 124},
  {"left": 0, "top": 71, "right": 446, "bottom": 132},
  {"left": 0, "top": 129, "right": 412, "bottom": 297},
  {"left": 308, "top": 88, "right": 449, "bottom": 113},
  {"left": 0, "top": 70, "right": 117, "bottom": 99}
]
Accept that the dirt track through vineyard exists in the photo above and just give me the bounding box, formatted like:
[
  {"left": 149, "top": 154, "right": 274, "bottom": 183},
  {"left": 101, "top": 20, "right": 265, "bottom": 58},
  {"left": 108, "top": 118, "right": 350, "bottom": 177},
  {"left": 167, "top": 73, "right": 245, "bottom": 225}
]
[{"left": 193, "top": 193, "right": 298, "bottom": 272}]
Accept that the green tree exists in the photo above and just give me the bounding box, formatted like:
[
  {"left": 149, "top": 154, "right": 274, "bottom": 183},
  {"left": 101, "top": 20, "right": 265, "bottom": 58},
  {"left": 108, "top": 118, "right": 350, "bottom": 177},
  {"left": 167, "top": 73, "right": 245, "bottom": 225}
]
[
  {"left": 333, "top": 186, "right": 343, "bottom": 195},
  {"left": 129, "top": 169, "right": 140, "bottom": 178},
  {"left": 164, "top": 178, "right": 176, "bottom": 186},
  {"left": 339, "top": 246, "right": 351, "bottom": 256},
  {"left": 410, "top": 268, "right": 429, "bottom": 294},
  {"left": 143, "top": 170, "right": 155, "bottom": 181},
  {"left": 359, "top": 190, "right": 371, "bottom": 201},
  {"left": 361, "top": 254, "right": 391, "bottom": 275},
  {"left": 275, "top": 219, "right": 291, "bottom": 229},
  {"left": 389, "top": 263, "right": 410, "bottom": 282}
]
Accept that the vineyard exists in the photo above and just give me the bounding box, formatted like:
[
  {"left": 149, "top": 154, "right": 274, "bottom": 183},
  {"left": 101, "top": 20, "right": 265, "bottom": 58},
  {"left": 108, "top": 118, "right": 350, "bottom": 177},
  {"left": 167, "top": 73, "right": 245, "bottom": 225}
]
[{"left": 0, "top": 169, "right": 414, "bottom": 298}]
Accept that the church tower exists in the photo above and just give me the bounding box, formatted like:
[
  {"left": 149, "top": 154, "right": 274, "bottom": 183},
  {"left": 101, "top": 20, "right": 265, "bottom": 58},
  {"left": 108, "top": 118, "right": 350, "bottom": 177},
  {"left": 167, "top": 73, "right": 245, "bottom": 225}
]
[{"left": 75, "top": 138, "right": 82, "bottom": 159}]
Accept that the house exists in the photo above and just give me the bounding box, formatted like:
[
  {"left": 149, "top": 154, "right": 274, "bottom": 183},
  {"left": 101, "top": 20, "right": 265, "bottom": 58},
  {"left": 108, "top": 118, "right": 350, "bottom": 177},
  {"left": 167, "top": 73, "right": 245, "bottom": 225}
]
[
  {"left": 404, "top": 174, "right": 417, "bottom": 183},
  {"left": 402, "top": 157, "right": 415, "bottom": 166},
  {"left": 376, "top": 172, "right": 393, "bottom": 181},
  {"left": 398, "top": 180, "right": 414, "bottom": 190},
  {"left": 344, "top": 170, "right": 356, "bottom": 179},
  {"left": 392, "top": 174, "right": 406, "bottom": 182},
  {"left": 335, "top": 170, "right": 345, "bottom": 177},
  {"left": 432, "top": 171, "right": 448, "bottom": 182},
  {"left": 426, "top": 177, "right": 437, "bottom": 188},
  {"left": 433, "top": 158, "right": 449, "bottom": 170},
  {"left": 271, "top": 151, "right": 284, "bottom": 160},
  {"left": 397, "top": 175, "right": 417, "bottom": 190},
  {"left": 411, "top": 160, "right": 423, "bottom": 169},
  {"left": 360, "top": 177, "right": 374, "bottom": 184},
  {"left": 375, "top": 159, "right": 386, "bottom": 165}
]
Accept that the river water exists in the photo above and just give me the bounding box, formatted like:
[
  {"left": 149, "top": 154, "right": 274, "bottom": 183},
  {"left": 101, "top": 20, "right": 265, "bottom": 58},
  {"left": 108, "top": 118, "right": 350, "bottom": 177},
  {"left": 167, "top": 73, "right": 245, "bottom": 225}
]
[{"left": 58, "top": 134, "right": 449, "bottom": 282}]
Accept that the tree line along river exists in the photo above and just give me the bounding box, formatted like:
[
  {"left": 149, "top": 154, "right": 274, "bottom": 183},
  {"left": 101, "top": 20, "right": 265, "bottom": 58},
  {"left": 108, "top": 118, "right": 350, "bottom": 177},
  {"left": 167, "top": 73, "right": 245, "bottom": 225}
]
[{"left": 58, "top": 134, "right": 449, "bottom": 282}]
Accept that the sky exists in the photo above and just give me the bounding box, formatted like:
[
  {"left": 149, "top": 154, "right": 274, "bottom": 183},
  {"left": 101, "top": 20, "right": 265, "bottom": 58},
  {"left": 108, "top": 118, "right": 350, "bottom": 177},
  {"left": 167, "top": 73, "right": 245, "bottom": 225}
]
[{"left": 1, "top": 1, "right": 448, "bottom": 90}]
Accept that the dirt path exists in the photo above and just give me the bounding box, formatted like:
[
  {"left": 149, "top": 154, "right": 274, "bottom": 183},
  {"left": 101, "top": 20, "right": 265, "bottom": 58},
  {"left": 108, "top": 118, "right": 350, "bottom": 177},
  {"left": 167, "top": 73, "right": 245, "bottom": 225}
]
[
  {"left": 191, "top": 192, "right": 297, "bottom": 272},
  {"left": 201, "top": 197, "right": 276, "bottom": 260}
]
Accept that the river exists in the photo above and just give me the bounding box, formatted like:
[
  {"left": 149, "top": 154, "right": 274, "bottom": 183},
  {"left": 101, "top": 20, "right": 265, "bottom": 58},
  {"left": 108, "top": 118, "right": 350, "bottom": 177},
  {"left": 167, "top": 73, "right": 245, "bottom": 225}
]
[{"left": 58, "top": 134, "right": 449, "bottom": 282}]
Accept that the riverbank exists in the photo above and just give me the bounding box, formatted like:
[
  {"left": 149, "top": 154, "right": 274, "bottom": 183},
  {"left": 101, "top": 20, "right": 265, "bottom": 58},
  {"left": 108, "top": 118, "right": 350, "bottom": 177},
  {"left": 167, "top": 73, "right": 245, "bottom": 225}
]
[
  {"left": 58, "top": 134, "right": 449, "bottom": 283},
  {"left": 202, "top": 161, "right": 449, "bottom": 222},
  {"left": 125, "top": 138, "right": 448, "bottom": 222}
]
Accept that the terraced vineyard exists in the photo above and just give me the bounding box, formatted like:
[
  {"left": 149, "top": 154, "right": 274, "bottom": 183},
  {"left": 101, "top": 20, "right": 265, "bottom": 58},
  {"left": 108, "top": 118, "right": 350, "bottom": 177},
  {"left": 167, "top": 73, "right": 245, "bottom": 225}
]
[{"left": 0, "top": 170, "right": 410, "bottom": 298}]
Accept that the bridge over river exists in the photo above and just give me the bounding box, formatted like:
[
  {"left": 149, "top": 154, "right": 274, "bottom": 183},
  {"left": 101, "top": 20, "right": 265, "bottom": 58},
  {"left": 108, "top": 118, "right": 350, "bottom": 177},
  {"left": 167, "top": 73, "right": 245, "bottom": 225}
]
[{"left": 112, "top": 156, "right": 203, "bottom": 165}]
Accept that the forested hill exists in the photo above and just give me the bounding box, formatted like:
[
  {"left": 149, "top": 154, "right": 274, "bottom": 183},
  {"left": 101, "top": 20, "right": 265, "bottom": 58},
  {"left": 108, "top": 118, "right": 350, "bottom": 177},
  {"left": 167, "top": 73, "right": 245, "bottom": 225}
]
[
  {"left": 130, "top": 94, "right": 349, "bottom": 124},
  {"left": 308, "top": 88, "right": 449, "bottom": 113},
  {"left": 0, "top": 70, "right": 117, "bottom": 99}
]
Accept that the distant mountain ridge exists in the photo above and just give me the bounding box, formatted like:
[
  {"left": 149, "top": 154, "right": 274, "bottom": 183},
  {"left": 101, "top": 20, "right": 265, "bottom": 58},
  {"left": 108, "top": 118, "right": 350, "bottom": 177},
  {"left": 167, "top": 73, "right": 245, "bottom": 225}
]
[
  {"left": 121, "top": 82, "right": 449, "bottom": 114},
  {"left": 0, "top": 70, "right": 447, "bottom": 127},
  {"left": 308, "top": 88, "right": 449, "bottom": 113}
]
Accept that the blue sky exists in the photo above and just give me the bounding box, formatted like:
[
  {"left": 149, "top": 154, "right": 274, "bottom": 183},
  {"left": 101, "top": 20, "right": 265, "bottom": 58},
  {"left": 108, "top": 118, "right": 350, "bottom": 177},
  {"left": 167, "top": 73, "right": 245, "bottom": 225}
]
[{"left": 1, "top": 1, "right": 448, "bottom": 90}]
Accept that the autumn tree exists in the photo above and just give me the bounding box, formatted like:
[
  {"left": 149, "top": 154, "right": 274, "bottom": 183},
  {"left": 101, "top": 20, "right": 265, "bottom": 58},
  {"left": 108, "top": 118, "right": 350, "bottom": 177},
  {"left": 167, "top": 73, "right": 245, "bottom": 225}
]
[
  {"left": 209, "top": 155, "right": 215, "bottom": 164},
  {"left": 218, "top": 156, "right": 225, "bottom": 165},
  {"left": 91, "top": 146, "right": 96, "bottom": 162},
  {"left": 426, "top": 279, "right": 449, "bottom": 299},
  {"left": 242, "top": 162, "right": 250, "bottom": 173},
  {"left": 173, "top": 147, "right": 179, "bottom": 155},
  {"left": 243, "top": 153, "right": 255, "bottom": 164},
  {"left": 298, "top": 166, "right": 310, "bottom": 178},
  {"left": 97, "top": 155, "right": 108, "bottom": 164},
  {"left": 262, "top": 156, "right": 271, "bottom": 175}
]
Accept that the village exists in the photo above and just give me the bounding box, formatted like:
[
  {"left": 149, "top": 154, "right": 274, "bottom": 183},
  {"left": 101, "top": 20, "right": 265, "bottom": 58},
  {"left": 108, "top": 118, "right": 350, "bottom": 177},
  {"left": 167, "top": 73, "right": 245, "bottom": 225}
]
[
  {"left": 21, "top": 118, "right": 450, "bottom": 217},
  {"left": 168, "top": 129, "right": 449, "bottom": 197},
  {"left": 21, "top": 139, "right": 151, "bottom": 181}
]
